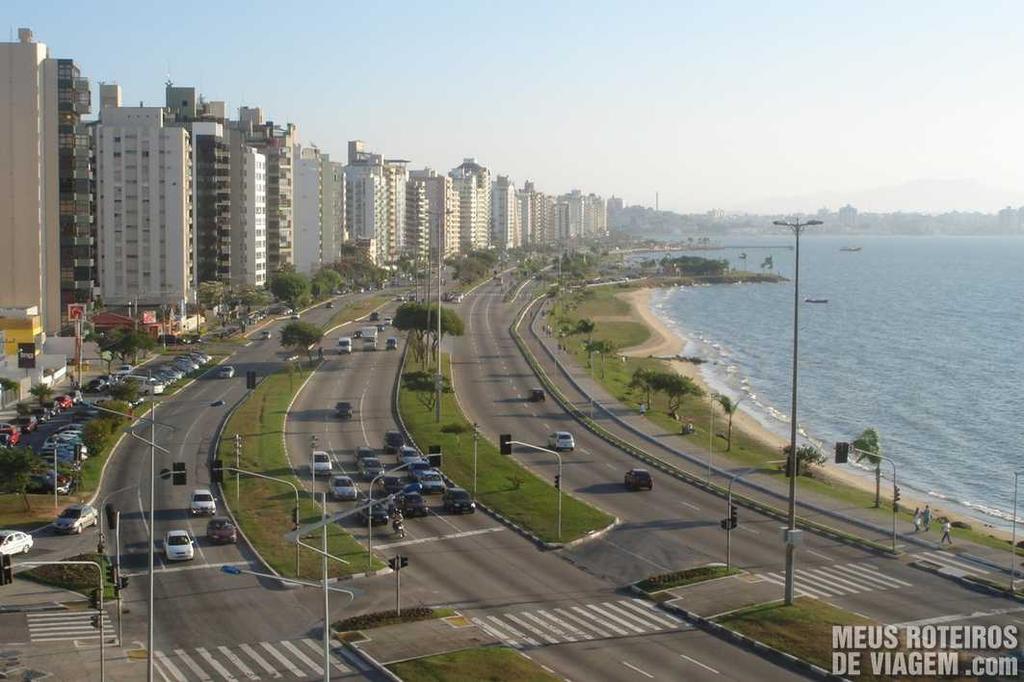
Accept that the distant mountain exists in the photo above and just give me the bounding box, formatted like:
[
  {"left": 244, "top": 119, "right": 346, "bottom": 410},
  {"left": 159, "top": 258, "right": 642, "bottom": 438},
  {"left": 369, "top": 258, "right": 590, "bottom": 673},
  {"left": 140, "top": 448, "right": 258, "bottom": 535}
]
[{"left": 735, "top": 178, "right": 1024, "bottom": 214}]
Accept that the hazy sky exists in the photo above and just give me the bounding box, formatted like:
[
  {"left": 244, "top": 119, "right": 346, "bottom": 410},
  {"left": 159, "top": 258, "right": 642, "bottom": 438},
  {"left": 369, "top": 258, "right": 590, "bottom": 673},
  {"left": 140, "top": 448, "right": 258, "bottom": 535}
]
[{"left": 10, "top": 1, "right": 1024, "bottom": 212}]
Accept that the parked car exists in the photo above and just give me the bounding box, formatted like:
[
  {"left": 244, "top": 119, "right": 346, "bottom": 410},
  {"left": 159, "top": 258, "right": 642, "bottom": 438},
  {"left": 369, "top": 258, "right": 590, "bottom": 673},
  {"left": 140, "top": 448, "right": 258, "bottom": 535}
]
[
  {"left": 330, "top": 475, "right": 358, "bottom": 501},
  {"left": 0, "top": 428, "right": 21, "bottom": 447},
  {"left": 326, "top": 301, "right": 335, "bottom": 309},
  {"left": 359, "top": 457, "right": 384, "bottom": 480},
  {"left": 547, "top": 431, "right": 575, "bottom": 452},
  {"left": 54, "top": 395, "right": 73, "bottom": 410},
  {"left": 0, "top": 530, "right": 33, "bottom": 555},
  {"left": 398, "top": 492, "right": 428, "bottom": 517},
  {"left": 85, "top": 377, "right": 108, "bottom": 393},
  {"left": 443, "top": 487, "right": 476, "bottom": 514},
  {"left": 383, "top": 430, "right": 404, "bottom": 454},
  {"left": 624, "top": 469, "right": 653, "bottom": 491},
  {"left": 385, "top": 337, "right": 398, "bottom": 351},
  {"left": 352, "top": 329, "right": 363, "bottom": 339},
  {"left": 528, "top": 388, "right": 546, "bottom": 402},
  {"left": 357, "top": 502, "right": 389, "bottom": 526},
  {"left": 335, "top": 401, "right": 353, "bottom": 419},
  {"left": 311, "top": 451, "right": 333, "bottom": 476},
  {"left": 190, "top": 489, "right": 217, "bottom": 515},
  {"left": 206, "top": 517, "right": 237, "bottom": 544},
  {"left": 416, "top": 470, "right": 446, "bottom": 495},
  {"left": 54, "top": 503, "right": 98, "bottom": 534},
  {"left": 217, "top": 366, "right": 235, "bottom": 379},
  {"left": 164, "top": 530, "right": 195, "bottom": 561},
  {"left": 290, "top": 314, "right": 301, "bottom": 320},
  {"left": 384, "top": 317, "right": 393, "bottom": 327},
  {"left": 113, "top": 364, "right": 135, "bottom": 376},
  {"left": 355, "top": 446, "right": 375, "bottom": 462}
]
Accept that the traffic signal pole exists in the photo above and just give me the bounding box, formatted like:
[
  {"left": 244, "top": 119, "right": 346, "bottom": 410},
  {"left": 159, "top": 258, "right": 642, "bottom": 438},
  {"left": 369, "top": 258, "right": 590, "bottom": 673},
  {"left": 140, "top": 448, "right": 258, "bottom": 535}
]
[{"left": 835, "top": 443, "right": 899, "bottom": 553}]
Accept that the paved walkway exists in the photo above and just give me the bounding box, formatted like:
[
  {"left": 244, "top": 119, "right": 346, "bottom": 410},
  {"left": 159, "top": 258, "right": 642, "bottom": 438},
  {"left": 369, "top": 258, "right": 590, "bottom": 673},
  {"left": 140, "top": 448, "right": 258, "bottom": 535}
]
[{"left": 352, "top": 615, "right": 499, "bottom": 664}]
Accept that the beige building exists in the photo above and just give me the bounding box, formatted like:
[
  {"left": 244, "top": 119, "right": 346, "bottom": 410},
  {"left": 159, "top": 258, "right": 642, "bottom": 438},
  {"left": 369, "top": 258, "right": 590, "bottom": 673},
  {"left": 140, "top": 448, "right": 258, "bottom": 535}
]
[
  {"left": 409, "top": 168, "right": 460, "bottom": 258},
  {"left": 450, "top": 158, "right": 491, "bottom": 252},
  {"left": 0, "top": 29, "right": 61, "bottom": 334},
  {"left": 491, "top": 175, "right": 521, "bottom": 250}
]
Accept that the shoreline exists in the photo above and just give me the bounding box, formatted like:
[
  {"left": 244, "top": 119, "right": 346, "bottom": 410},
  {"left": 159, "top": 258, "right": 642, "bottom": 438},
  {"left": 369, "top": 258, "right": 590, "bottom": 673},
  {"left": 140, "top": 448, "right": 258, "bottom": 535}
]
[{"left": 618, "top": 286, "right": 1013, "bottom": 542}]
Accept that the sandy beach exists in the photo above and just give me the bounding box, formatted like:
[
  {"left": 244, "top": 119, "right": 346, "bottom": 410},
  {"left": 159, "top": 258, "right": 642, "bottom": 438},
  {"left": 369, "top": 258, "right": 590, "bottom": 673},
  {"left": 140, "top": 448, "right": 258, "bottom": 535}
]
[{"left": 616, "top": 287, "right": 996, "bottom": 537}]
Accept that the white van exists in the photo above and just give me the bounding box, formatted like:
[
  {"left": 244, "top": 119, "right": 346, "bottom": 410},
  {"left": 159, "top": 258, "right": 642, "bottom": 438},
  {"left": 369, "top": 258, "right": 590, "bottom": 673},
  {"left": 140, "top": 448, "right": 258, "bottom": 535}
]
[
  {"left": 361, "top": 327, "right": 378, "bottom": 350},
  {"left": 337, "top": 337, "right": 353, "bottom": 354}
]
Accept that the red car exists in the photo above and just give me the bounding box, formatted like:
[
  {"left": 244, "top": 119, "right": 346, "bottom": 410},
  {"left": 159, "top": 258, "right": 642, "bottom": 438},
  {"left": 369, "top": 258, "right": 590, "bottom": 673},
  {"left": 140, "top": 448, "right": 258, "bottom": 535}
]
[
  {"left": 0, "top": 425, "right": 21, "bottom": 447},
  {"left": 54, "top": 395, "right": 73, "bottom": 410}
]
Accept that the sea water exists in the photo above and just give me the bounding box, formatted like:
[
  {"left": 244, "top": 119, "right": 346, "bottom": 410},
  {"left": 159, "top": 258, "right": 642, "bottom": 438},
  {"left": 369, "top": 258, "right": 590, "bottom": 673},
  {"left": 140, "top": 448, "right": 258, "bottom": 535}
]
[{"left": 644, "top": 235, "right": 1024, "bottom": 529}]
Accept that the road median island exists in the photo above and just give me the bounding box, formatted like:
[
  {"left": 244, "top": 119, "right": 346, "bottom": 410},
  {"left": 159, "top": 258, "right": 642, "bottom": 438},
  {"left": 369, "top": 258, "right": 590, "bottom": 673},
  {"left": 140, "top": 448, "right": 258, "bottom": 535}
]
[
  {"left": 321, "top": 294, "right": 389, "bottom": 332},
  {"left": 334, "top": 606, "right": 456, "bottom": 633},
  {"left": 398, "top": 353, "right": 614, "bottom": 545},
  {"left": 387, "top": 646, "right": 560, "bottom": 682},
  {"left": 634, "top": 563, "right": 740, "bottom": 594},
  {"left": 20, "top": 551, "right": 114, "bottom": 600},
  {"left": 217, "top": 364, "right": 380, "bottom": 580}
]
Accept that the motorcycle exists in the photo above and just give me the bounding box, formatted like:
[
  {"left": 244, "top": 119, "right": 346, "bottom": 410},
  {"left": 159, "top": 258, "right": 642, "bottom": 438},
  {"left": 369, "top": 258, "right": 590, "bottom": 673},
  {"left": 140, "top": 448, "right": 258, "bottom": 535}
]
[{"left": 392, "top": 518, "right": 405, "bottom": 538}]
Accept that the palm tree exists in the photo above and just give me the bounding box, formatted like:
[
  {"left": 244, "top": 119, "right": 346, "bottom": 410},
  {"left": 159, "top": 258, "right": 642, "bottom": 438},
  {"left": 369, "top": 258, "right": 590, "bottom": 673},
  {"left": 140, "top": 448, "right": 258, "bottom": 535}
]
[
  {"left": 574, "top": 318, "right": 596, "bottom": 341},
  {"left": 29, "top": 383, "right": 53, "bottom": 408},
  {"left": 715, "top": 394, "right": 744, "bottom": 451},
  {"left": 629, "top": 367, "right": 657, "bottom": 408},
  {"left": 853, "top": 428, "right": 882, "bottom": 508}
]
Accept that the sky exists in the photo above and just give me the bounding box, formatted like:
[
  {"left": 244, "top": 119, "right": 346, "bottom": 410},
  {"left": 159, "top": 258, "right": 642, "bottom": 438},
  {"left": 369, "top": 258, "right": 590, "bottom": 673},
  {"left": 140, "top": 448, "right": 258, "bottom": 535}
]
[{"left": 9, "top": 0, "right": 1024, "bottom": 213}]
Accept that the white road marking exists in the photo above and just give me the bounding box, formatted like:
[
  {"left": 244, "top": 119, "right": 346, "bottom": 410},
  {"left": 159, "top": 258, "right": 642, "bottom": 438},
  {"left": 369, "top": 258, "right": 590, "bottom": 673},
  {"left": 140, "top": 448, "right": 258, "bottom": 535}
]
[
  {"left": 153, "top": 651, "right": 187, "bottom": 682},
  {"left": 374, "top": 526, "right": 504, "bottom": 550},
  {"left": 237, "top": 643, "right": 281, "bottom": 678},
  {"left": 259, "top": 642, "right": 304, "bottom": 677},
  {"left": 895, "top": 605, "right": 1024, "bottom": 628},
  {"left": 279, "top": 639, "right": 324, "bottom": 675},
  {"left": 173, "top": 649, "right": 211, "bottom": 681},
  {"left": 622, "top": 661, "right": 655, "bottom": 678},
  {"left": 680, "top": 653, "right": 720, "bottom": 674},
  {"left": 301, "top": 638, "right": 348, "bottom": 671},
  {"left": 806, "top": 549, "right": 831, "bottom": 560},
  {"left": 679, "top": 501, "right": 700, "bottom": 511},
  {"left": 196, "top": 647, "right": 237, "bottom": 681},
  {"left": 218, "top": 645, "right": 259, "bottom": 680}
]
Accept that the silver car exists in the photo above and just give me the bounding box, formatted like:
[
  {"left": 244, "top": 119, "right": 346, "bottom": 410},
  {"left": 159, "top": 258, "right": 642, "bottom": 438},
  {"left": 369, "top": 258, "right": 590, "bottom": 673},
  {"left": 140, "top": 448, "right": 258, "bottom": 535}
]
[{"left": 54, "top": 504, "right": 98, "bottom": 534}]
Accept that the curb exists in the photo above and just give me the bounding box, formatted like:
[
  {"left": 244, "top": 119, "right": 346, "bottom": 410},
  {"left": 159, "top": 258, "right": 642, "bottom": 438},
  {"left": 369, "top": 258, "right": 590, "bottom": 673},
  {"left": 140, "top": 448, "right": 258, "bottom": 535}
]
[
  {"left": 659, "top": 599, "right": 849, "bottom": 681},
  {"left": 909, "top": 559, "right": 1024, "bottom": 604},
  {"left": 336, "top": 566, "right": 393, "bottom": 582},
  {"left": 343, "top": 642, "right": 403, "bottom": 682}
]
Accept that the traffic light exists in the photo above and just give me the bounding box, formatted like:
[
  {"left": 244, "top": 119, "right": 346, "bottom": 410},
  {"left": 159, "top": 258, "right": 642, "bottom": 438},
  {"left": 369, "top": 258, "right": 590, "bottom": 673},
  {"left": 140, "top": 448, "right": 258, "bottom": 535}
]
[
  {"left": 554, "top": 474, "right": 561, "bottom": 490},
  {"left": 835, "top": 441, "right": 850, "bottom": 464},
  {"left": 894, "top": 486, "right": 901, "bottom": 503},
  {"left": 0, "top": 554, "right": 12, "bottom": 586},
  {"left": 500, "top": 434, "right": 512, "bottom": 455},
  {"left": 105, "top": 504, "right": 117, "bottom": 530},
  {"left": 730, "top": 504, "right": 738, "bottom": 528},
  {"left": 90, "top": 614, "right": 101, "bottom": 629},
  {"left": 246, "top": 371, "right": 257, "bottom": 390},
  {"left": 427, "top": 453, "right": 442, "bottom": 469},
  {"left": 172, "top": 462, "right": 186, "bottom": 486},
  {"left": 211, "top": 460, "right": 224, "bottom": 484},
  {"left": 388, "top": 555, "right": 409, "bottom": 571}
]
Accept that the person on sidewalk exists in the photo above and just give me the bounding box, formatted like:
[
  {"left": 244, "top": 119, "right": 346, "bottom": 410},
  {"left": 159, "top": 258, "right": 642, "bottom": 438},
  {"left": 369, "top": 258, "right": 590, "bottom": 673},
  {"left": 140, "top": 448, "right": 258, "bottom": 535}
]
[
  {"left": 940, "top": 519, "right": 953, "bottom": 545},
  {"left": 912, "top": 507, "right": 922, "bottom": 533},
  {"left": 922, "top": 505, "right": 932, "bottom": 532}
]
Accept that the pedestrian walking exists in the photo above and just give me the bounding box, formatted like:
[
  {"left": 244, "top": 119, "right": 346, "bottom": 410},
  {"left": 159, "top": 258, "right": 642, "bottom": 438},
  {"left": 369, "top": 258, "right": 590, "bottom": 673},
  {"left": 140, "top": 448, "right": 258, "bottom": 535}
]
[
  {"left": 922, "top": 505, "right": 932, "bottom": 532},
  {"left": 912, "top": 507, "right": 922, "bottom": 533},
  {"left": 940, "top": 519, "right": 953, "bottom": 545}
]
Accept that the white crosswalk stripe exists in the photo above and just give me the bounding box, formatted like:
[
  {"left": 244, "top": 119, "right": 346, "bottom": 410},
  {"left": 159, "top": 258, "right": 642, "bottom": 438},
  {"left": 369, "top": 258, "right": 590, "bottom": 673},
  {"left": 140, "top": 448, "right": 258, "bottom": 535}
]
[
  {"left": 26, "top": 610, "right": 116, "bottom": 644},
  {"left": 154, "top": 639, "right": 352, "bottom": 680},
  {"left": 474, "top": 599, "right": 685, "bottom": 648},
  {"left": 756, "top": 561, "right": 914, "bottom": 599},
  {"left": 916, "top": 551, "right": 989, "bottom": 576}
]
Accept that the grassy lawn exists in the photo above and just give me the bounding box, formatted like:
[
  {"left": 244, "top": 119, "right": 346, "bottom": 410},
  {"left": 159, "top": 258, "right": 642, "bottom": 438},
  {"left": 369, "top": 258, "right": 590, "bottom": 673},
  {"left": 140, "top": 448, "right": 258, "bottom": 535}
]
[
  {"left": 636, "top": 564, "right": 739, "bottom": 593},
  {"left": 217, "top": 365, "right": 382, "bottom": 580},
  {"left": 333, "top": 606, "right": 456, "bottom": 632},
  {"left": 400, "top": 353, "right": 614, "bottom": 544},
  {"left": 321, "top": 294, "right": 389, "bottom": 332},
  {"left": 20, "top": 552, "right": 115, "bottom": 600},
  {"left": 388, "top": 647, "right": 560, "bottom": 682}
]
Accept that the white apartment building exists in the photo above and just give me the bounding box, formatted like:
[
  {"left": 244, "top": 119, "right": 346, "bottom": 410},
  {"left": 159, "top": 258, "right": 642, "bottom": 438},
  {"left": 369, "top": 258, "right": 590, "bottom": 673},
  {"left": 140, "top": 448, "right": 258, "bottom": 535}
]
[
  {"left": 0, "top": 29, "right": 61, "bottom": 334},
  {"left": 491, "top": 175, "right": 521, "bottom": 250},
  {"left": 404, "top": 175, "right": 429, "bottom": 262},
  {"left": 94, "top": 105, "right": 193, "bottom": 306},
  {"left": 517, "top": 184, "right": 534, "bottom": 247},
  {"left": 227, "top": 127, "right": 266, "bottom": 287},
  {"left": 321, "top": 158, "right": 345, "bottom": 265},
  {"left": 559, "top": 189, "right": 585, "bottom": 240},
  {"left": 450, "top": 158, "right": 491, "bottom": 252},
  {"left": 583, "top": 193, "right": 607, "bottom": 237},
  {"left": 409, "top": 169, "right": 461, "bottom": 259},
  {"left": 345, "top": 141, "right": 387, "bottom": 265},
  {"left": 383, "top": 160, "right": 407, "bottom": 263},
  {"left": 294, "top": 144, "right": 323, "bottom": 274}
]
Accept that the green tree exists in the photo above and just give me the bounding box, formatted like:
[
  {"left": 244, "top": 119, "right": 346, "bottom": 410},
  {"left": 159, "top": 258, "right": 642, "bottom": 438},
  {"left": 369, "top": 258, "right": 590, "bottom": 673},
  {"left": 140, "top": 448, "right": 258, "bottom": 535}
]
[
  {"left": 269, "top": 271, "right": 312, "bottom": 308},
  {"left": 393, "top": 302, "right": 464, "bottom": 363},
  {"left": 783, "top": 444, "right": 826, "bottom": 477},
  {"left": 108, "top": 380, "right": 140, "bottom": 404},
  {"left": 651, "top": 372, "right": 702, "bottom": 419},
  {"left": 628, "top": 367, "right": 658, "bottom": 408},
  {"left": 715, "top": 394, "right": 743, "bottom": 451},
  {"left": 0, "top": 446, "right": 42, "bottom": 511},
  {"left": 310, "top": 268, "right": 343, "bottom": 299},
  {"left": 0, "top": 378, "right": 19, "bottom": 406},
  {"left": 853, "top": 428, "right": 883, "bottom": 508},
  {"left": 197, "top": 281, "right": 228, "bottom": 314},
  {"left": 29, "top": 383, "right": 53, "bottom": 408},
  {"left": 574, "top": 318, "right": 596, "bottom": 340},
  {"left": 280, "top": 321, "right": 324, "bottom": 364}
]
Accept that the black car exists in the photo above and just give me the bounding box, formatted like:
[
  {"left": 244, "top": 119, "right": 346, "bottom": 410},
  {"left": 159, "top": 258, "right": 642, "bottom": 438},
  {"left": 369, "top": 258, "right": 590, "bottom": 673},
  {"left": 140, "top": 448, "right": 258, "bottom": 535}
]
[
  {"left": 528, "top": 388, "right": 546, "bottom": 402},
  {"left": 382, "top": 475, "right": 405, "bottom": 495},
  {"left": 84, "top": 377, "right": 108, "bottom": 393},
  {"left": 356, "top": 446, "right": 375, "bottom": 461},
  {"left": 358, "top": 502, "right": 390, "bottom": 526},
  {"left": 383, "top": 431, "right": 404, "bottom": 454},
  {"left": 369, "top": 311, "right": 380, "bottom": 322},
  {"left": 624, "top": 469, "right": 653, "bottom": 491},
  {"left": 335, "top": 401, "right": 353, "bottom": 419},
  {"left": 443, "top": 487, "right": 476, "bottom": 514},
  {"left": 399, "top": 492, "right": 429, "bottom": 517}
]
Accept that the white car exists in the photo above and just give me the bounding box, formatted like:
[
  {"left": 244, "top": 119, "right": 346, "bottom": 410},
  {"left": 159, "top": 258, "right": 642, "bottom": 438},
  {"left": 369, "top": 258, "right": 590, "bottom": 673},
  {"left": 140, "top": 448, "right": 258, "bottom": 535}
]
[
  {"left": 337, "top": 337, "right": 353, "bottom": 354},
  {"left": 113, "top": 364, "right": 135, "bottom": 376},
  {"left": 217, "top": 366, "right": 235, "bottom": 379},
  {"left": 547, "top": 431, "right": 576, "bottom": 451},
  {"left": 330, "top": 475, "right": 358, "bottom": 501},
  {"left": 311, "top": 451, "right": 333, "bottom": 476},
  {"left": 164, "top": 530, "right": 195, "bottom": 561},
  {"left": 0, "top": 530, "right": 33, "bottom": 556},
  {"left": 190, "top": 489, "right": 217, "bottom": 516}
]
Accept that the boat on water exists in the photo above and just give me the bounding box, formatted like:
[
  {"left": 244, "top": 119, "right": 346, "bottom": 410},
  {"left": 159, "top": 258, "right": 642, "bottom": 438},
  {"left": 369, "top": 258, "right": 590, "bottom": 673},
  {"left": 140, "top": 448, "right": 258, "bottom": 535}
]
[
  {"left": 804, "top": 298, "right": 828, "bottom": 304},
  {"left": 840, "top": 246, "right": 862, "bottom": 252}
]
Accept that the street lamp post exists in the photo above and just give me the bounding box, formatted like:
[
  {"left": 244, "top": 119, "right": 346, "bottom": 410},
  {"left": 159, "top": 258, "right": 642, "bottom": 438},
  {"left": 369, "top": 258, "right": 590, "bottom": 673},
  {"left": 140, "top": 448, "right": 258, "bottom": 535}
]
[
  {"left": 472, "top": 424, "right": 479, "bottom": 496},
  {"left": 510, "top": 440, "right": 563, "bottom": 540},
  {"left": 223, "top": 466, "right": 301, "bottom": 576},
  {"left": 707, "top": 397, "right": 716, "bottom": 482},
  {"left": 773, "top": 217, "right": 821, "bottom": 605},
  {"left": 1011, "top": 470, "right": 1024, "bottom": 593}
]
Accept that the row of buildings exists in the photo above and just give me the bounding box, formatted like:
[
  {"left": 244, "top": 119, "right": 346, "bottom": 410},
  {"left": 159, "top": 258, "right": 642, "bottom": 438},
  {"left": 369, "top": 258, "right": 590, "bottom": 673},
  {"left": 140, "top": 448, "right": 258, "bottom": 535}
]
[{"left": 0, "top": 28, "right": 611, "bottom": 342}]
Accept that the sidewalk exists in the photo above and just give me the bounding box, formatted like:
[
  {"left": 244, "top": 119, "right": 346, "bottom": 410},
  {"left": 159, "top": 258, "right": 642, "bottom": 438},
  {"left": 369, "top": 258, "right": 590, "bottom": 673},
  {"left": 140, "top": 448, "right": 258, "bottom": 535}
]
[
  {"left": 351, "top": 614, "right": 499, "bottom": 665},
  {"left": 518, "top": 294, "right": 1013, "bottom": 573}
]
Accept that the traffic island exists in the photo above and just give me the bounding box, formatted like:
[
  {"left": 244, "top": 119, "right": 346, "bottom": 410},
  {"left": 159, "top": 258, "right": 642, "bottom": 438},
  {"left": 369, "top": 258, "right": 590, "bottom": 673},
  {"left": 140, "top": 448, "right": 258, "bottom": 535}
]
[
  {"left": 387, "top": 647, "right": 559, "bottom": 682},
  {"left": 634, "top": 563, "right": 741, "bottom": 595},
  {"left": 19, "top": 552, "right": 114, "bottom": 600}
]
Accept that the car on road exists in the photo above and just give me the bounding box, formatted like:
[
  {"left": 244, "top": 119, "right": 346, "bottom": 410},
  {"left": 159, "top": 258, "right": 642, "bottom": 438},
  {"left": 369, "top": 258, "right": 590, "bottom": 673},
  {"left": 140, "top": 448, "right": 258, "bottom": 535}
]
[
  {"left": 352, "top": 329, "right": 362, "bottom": 339},
  {"left": 164, "top": 530, "right": 195, "bottom": 561},
  {"left": 382, "top": 475, "right": 405, "bottom": 495},
  {"left": 261, "top": 330, "right": 272, "bottom": 340},
  {"left": 311, "top": 451, "right": 333, "bottom": 476},
  {"left": 290, "top": 313, "right": 301, "bottom": 320},
  {"left": 384, "top": 317, "right": 393, "bottom": 327},
  {"left": 398, "top": 446, "right": 421, "bottom": 466},
  {"left": 369, "top": 311, "right": 380, "bottom": 322},
  {"left": 113, "top": 364, "right": 135, "bottom": 376},
  {"left": 335, "top": 401, "right": 353, "bottom": 419},
  {"left": 330, "top": 475, "right": 358, "bottom": 501},
  {"left": 416, "top": 470, "right": 446, "bottom": 495},
  {"left": 443, "top": 487, "right": 476, "bottom": 514},
  {"left": 358, "top": 457, "right": 384, "bottom": 480},
  {"left": 54, "top": 395, "right": 73, "bottom": 410},
  {"left": 54, "top": 503, "right": 98, "bottom": 534},
  {"left": 385, "top": 337, "right": 398, "bottom": 350},
  {"left": 206, "top": 517, "right": 237, "bottom": 544},
  {"left": 398, "top": 492, "right": 428, "bottom": 517},
  {"left": 0, "top": 530, "right": 33, "bottom": 555},
  {"left": 216, "top": 366, "right": 235, "bottom": 379},
  {"left": 0, "top": 426, "right": 21, "bottom": 447},
  {"left": 357, "top": 502, "right": 389, "bottom": 526},
  {"left": 355, "top": 446, "right": 375, "bottom": 462},
  {"left": 528, "top": 388, "right": 546, "bottom": 402},
  {"left": 624, "top": 468, "right": 653, "bottom": 491},
  {"left": 326, "top": 301, "right": 335, "bottom": 309},
  {"left": 409, "top": 460, "right": 432, "bottom": 478},
  {"left": 190, "top": 489, "right": 217, "bottom": 515},
  {"left": 84, "top": 377, "right": 109, "bottom": 393},
  {"left": 547, "top": 431, "right": 575, "bottom": 452},
  {"left": 383, "top": 430, "right": 404, "bottom": 454},
  {"left": 337, "top": 337, "right": 352, "bottom": 354}
]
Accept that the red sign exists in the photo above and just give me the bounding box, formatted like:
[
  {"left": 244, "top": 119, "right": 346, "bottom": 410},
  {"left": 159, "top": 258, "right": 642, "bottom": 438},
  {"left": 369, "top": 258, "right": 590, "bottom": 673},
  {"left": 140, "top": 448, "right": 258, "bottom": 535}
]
[
  {"left": 142, "top": 311, "right": 157, "bottom": 325},
  {"left": 67, "top": 304, "right": 86, "bottom": 321}
]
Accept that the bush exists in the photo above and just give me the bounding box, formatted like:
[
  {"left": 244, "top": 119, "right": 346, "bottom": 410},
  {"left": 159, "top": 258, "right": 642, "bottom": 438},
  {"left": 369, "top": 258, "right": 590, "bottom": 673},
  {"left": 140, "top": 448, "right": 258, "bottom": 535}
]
[{"left": 334, "top": 607, "right": 437, "bottom": 632}]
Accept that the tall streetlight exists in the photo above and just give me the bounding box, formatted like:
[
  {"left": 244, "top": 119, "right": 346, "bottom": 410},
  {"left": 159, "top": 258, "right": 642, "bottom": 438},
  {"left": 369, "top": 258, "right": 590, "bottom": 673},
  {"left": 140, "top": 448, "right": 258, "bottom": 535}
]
[
  {"left": 1010, "top": 469, "right": 1024, "bottom": 593},
  {"left": 773, "top": 217, "right": 821, "bottom": 605}
]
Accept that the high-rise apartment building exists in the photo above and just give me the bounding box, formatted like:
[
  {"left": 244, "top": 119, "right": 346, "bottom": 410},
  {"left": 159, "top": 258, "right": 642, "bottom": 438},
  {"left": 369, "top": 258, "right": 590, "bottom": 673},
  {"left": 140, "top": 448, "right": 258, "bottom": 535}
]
[
  {"left": 517, "top": 183, "right": 534, "bottom": 247},
  {"left": 450, "top": 158, "right": 491, "bottom": 253},
  {"left": 491, "top": 175, "right": 520, "bottom": 250},
  {"left": 94, "top": 105, "right": 193, "bottom": 306},
  {"left": 345, "top": 140, "right": 386, "bottom": 265},
  {"left": 293, "top": 144, "right": 323, "bottom": 274},
  {"left": 383, "top": 159, "right": 408, "bottom": 263},
  {"left": 404, "top": 175, "right": 429, "bottom": 263},
  {"left": 408, "top": 168, "right": 460, "bottom": 259},
  {"left": 190, "top": 121, "right": 231, "bottom": 283},
  {"left": 534, "top": 191, "right": 556, "bottom": 244},
  {"left": 606, "top": 195, "right": 624, "bottom": 229},
  {"left": 226, "top": 128, "right": 266, "bottom": 288},
  {"left": 0, "top": 29, "right": 63, "bottom": 334},
  {"left": 583, "top": 193, "right": 607, "bottom": 237},
  {"left": 838, "top": 204, "right": 858, "bottom": 228},
  {"left": 321, "top": 157, "right": 345, "bottom": 266}
]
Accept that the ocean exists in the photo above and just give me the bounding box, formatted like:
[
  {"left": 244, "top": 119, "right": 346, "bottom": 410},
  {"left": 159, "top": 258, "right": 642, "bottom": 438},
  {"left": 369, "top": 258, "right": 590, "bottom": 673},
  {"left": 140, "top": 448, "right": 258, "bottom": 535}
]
[{"left": 642, "top": 235, "right": 1024, "bottom": 530}]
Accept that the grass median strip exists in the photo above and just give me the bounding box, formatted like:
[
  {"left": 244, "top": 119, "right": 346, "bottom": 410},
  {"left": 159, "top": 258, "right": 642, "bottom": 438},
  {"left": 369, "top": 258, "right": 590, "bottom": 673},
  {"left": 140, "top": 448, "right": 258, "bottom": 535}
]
[
  {"left": 388, "top": 647, "right": 560, "bottom": 682},
  {"left": 334, "top": 606, "right": 455, "bottom": 632},
  {"left": 399, "top": 353, "right": 613, "bottom": 544},
  {"left": 321, "top": 294, "right": 388, "bottom": 332},
  {"left": 218, "top": 365, "right": 382, "bottom": 580},
  {"left": 635, "top": 564, "right": 740, "bottom": 593},
  {"left": 20, "top": 552, "right": 115, "bottom": 600}
]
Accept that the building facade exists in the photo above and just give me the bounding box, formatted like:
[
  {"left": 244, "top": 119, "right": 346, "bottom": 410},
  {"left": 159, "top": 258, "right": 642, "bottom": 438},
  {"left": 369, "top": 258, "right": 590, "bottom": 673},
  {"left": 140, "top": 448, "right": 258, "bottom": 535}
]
[
  {"left": 409, "top": 168, "right": 461, "bottom": 259},
  {"left": 293, "top": 144, "right": 323, "bottom": 274},
  {"left": 490, "top": 175, "right": 520, "bottom": 250},
  {"left": 320, "top": 157, "right": 345, "bottom": 266},
  {"left": 226, "top": 128, "right": 266, "bottom": 287},
  {"left": 345, "top": 140, "right": 387, "bottom": 265},
  {"left": 450, "top": 158, "right": 491, "bottom": 253},
  {"left": 190, "top": 121, "right": 231, "bottom": 283},
  {"left": 404, "top": 174, "right": 429, "bottom": 262}
]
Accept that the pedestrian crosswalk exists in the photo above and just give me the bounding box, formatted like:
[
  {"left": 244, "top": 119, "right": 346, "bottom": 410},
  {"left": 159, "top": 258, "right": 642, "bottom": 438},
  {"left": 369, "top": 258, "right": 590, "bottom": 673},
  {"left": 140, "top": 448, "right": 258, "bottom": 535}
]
[
  {"left": 913, "top": 551, "right": 989, "bottom": 577},
  {"left": 153, "top": 638, "right": 355, "bottom": 681},
  {"left": 27, "top": 609, "right": 117, "bottom": 644},
  {"left": 471, "top": 599, "right": 687, "bottom": 648},
  {"left": 756, "top": 561, "right": 913, "bottom": 599}
]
